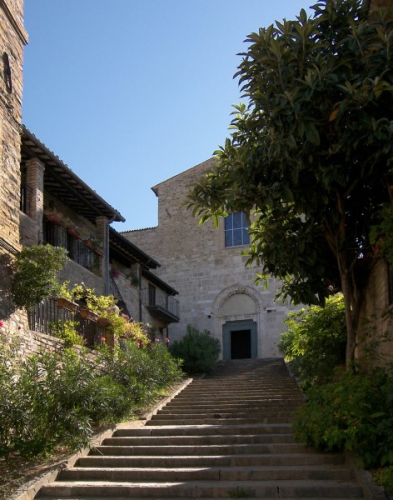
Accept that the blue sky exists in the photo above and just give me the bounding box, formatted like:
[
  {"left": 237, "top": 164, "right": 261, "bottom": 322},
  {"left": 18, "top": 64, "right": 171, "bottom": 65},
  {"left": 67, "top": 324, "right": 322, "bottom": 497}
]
[{"left": 23, "top": 0, "right": 311, "bottom": 230}]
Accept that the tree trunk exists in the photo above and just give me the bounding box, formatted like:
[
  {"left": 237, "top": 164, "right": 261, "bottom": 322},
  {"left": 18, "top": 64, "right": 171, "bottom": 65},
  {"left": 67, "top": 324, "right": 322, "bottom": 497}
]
[{"left": 341, "top": 271, "right": 357, "bottom": 368}]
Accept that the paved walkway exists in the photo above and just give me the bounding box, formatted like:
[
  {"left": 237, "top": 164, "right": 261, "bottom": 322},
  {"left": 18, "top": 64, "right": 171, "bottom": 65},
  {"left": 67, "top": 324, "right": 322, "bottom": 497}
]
[{"left": 35, "top": 358, "right": 366, "bottom": 499}]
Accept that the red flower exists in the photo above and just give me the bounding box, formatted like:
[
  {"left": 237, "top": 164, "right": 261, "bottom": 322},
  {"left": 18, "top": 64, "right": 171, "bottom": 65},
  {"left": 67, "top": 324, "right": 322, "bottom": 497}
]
[{"left": 100, "top": 336, "right": 106, "bottom": 342}]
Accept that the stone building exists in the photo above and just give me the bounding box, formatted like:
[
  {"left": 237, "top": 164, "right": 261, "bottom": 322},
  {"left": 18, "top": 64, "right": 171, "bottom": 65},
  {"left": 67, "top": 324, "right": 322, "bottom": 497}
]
[
  {"left": 19, "top": 126, "right": 179, "bottom": 340},
  {"left": 123, "top": 158, "right": 301, "bottom": 360},
  {"left": 0, "top": 0, "right": 28, "bottom": 322}
]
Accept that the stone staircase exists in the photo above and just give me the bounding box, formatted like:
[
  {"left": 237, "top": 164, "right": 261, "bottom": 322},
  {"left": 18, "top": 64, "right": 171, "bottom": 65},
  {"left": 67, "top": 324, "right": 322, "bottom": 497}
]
[{"left": 35, "top": 358, "right": 365, "bottom": 499}]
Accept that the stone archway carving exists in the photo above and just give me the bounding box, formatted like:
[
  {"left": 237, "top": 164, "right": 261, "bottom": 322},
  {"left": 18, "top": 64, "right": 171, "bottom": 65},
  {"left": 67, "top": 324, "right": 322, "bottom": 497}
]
[{"left": 212, "top": 284, "right": 261, "bottom": 319}]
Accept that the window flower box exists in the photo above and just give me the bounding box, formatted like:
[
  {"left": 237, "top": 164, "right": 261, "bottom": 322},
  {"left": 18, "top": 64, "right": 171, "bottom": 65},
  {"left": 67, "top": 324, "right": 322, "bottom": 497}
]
[
  {"left": 56, "top": 297, "right": 79, "bottom": 312},
  {"left": 79, "top": 307, "right": 99, "bottom": 322},
  {"left": 98, "top": 317, "right": 111, "bottom": 327}
]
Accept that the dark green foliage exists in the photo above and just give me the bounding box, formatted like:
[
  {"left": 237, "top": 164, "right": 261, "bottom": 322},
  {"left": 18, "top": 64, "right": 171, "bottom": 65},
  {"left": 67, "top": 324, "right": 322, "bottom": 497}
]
[
  {"left": 186, "top": 0, "right": 393, "bottom": 365},
  {"left": 293, "top": 369, "right": 393, "bottom": 468},
  {"left": 0, "top": 337, "right": 183, "bottom": 459},
  {"left": 169, "top": 325, "right": 220, "bottom": 374},
  {"left": 374, "top": 466, "right": 393, "bottom": 492},
  {"left": 101, "top": 341, "right": 183, "bottom": 406},
  {"left": 11, "top": 245, "right": 68, "bottom": 309},
  {"left": 279, "top": 294, "right": 346, "bottom": 389}
]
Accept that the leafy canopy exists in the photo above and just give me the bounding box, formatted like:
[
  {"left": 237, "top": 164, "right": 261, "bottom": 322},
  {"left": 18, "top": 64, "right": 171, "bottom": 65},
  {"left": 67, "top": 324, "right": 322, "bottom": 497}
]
[{"left": 187, "top": 0, "right": 393, "bottom": 308}]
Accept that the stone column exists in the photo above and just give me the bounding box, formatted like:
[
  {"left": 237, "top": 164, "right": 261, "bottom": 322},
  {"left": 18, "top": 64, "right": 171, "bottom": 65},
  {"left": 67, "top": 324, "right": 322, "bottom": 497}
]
[
  {"left": 25, "top": 157, "right": 45, "bottom": 240},
  {"left": 95, "top": 216, "right": 109, "bottom": 285}
]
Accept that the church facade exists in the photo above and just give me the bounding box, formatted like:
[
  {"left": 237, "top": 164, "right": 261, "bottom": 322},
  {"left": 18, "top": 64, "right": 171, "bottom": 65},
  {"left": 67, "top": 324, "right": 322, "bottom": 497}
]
[{"left": 123, "top": 158, "right": 301, "bottom": 360}]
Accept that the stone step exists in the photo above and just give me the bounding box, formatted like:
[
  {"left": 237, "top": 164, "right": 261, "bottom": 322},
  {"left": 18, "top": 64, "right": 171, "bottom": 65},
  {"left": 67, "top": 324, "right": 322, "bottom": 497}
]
[
  {"left": 35, "top": 497, "right": 363, "bottom": 500},
  {"left": 34, "top": 359, "right": 365, "bottom": 500},
  {"left": 151, "top": 409, "right": 297, "bottom": 418},
  {"left": 90, "top": 443, "right": 309, "bottom": 456},
  {"left": 146, "top": 416, "right": 295, "bottom": 425},
  {"left": 58, "top": 465, "right": 355, "bottom": 482},
  {"left": 154, "top": 404, "right": 300, "bottom": 417},
  {"left": 174, "top": 388, "right": 301, "bottom": 395},
  {"left": 101, "top": 433, "right": 295, "bottom": 446},
  {"left": 77, "top": 453, "right": 346, "bottom": 468},
  {"left": 167, "top": 400, "right": 302, "bottom": 408},
  {"left": 113, "top": 423, "right": 293, "bottom": 436},
  {"left": 36, "top": 479, "right": 365, "bottom": 498}
]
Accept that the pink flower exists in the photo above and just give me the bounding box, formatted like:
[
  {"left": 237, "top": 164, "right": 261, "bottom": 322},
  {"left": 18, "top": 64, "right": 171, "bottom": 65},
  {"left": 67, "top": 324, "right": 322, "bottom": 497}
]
[
  {"left": 0, "top": 321, "right": 4, "bottom": 328},
  {"left": 100, "top": 336, "right": 106, "bottom": 342}
]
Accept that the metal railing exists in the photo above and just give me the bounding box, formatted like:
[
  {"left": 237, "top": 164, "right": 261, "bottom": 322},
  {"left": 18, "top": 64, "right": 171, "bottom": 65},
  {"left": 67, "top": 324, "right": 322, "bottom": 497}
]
[
  {"left": 27, "top": 297, "right": 104, "bottom": 348},
  {"left": 142, "top": 288, "right": 179, "bottom": 319}
]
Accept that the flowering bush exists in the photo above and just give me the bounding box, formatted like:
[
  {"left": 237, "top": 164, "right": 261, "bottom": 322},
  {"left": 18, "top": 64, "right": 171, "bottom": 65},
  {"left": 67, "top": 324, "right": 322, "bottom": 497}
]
[{"left": 0, "top": 336, "right": 183, "bottom": 459}]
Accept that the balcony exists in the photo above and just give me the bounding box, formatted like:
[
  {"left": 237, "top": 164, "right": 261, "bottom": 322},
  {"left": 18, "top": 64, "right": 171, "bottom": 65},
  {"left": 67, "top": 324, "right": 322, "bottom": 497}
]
[{"left": 142, "top": 286, "right": 179, "bottom": 325}]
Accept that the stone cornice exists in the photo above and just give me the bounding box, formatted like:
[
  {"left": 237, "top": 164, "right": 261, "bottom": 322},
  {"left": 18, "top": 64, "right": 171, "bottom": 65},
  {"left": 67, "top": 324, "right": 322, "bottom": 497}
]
[{"left": 0, "top": 0, "right": 28, "bottom": 45}]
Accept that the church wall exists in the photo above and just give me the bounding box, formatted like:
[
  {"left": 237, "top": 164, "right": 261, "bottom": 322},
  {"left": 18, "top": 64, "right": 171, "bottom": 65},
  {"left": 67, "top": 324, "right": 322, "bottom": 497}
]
[{"left": 124, "top": 158, "right": 301, "bottom": 359}]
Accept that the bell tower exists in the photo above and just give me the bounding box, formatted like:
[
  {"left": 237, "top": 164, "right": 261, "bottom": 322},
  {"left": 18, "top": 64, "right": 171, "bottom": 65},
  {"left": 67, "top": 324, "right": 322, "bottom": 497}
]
[{"left": 0, "top": 0, "right": 28, "bottom": 314}]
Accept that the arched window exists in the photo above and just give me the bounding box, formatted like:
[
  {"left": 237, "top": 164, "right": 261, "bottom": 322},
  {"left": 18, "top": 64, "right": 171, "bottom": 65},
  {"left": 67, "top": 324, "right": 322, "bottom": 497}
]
[{"left": 224, "top": 212, "right": 250, "bottom": 247}]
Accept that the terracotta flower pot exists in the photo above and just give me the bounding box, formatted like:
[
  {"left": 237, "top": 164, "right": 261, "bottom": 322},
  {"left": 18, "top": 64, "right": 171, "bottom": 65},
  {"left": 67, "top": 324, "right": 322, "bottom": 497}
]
[
  {"left": 98, "top": 317, "right": 111, "bottom": 327},
  {"left": 79, "top": 307, "right": 99, "bottom": 322},
  {"left": 67, "top": 227, "right": 80, "bottom": 239},
  {"left": 56, "top": 297, "right": 79, "bottom": 312}
]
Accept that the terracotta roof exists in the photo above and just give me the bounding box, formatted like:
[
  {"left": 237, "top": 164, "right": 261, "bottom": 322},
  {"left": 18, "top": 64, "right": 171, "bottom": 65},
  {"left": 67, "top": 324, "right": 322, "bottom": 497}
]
[
  {"left": 142, "top": 269, "right": 178, "bottom": 295},
  {"left": 21, "top": 126, "right": 125, "bottom": 224}
]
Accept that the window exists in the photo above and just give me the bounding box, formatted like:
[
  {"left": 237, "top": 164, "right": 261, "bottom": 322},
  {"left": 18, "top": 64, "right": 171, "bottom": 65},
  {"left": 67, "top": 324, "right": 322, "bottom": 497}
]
[
  {"left": 224, "top": 212, "right": 250, "bottom": 247},
  {"left": 148, "top": 283, "right": 156, "bottom": 306},
  {"left": 43, "top": 220, "right": 99, "bottom": 274}
]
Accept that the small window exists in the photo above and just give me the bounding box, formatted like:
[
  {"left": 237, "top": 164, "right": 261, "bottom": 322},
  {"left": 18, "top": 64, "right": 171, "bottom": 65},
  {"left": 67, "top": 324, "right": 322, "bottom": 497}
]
[
  {"left": 224, "top": 212, "right": 250, "bottom": 247},
  {"left": 148, "top": 283, "right": 156, "bottom": 306}
]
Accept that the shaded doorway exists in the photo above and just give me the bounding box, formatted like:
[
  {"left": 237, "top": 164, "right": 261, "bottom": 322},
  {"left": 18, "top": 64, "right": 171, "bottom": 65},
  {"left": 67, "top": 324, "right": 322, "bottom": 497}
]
[
  {"left": 223, "top": 320, "right": 258, "bottom": 360},
  {"left": 231, "top": 329, "right": 251, "bottom": 359}
]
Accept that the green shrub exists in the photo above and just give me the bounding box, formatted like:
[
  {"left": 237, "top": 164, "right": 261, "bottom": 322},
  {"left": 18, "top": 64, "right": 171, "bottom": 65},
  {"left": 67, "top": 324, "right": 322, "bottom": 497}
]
[
  {"left": 0, "top": 348, "right": 94, "bottom": 458},
  {"left": 279, "top": 294, "right": 346, "bottom": 389},
  {"left": 0, "top": 331, "right": 183, "bottom": 459},
  {"left": 374, "top": 466, "right": 393, "bottom": 493},
  {"left": 11, "top": 245, "right": 69, "bottom": 309},
  {"left": 293, "top": 369, "right": 393, "bottom": 468},
  {"left": 51, "top": 320, "right": 84, "bottom": 346},
  {"left": 101, "top": 341, "right": 183, "bottom": 407},
  {"left": 169, "top": 325, "right": 220, "bottom": 374}
]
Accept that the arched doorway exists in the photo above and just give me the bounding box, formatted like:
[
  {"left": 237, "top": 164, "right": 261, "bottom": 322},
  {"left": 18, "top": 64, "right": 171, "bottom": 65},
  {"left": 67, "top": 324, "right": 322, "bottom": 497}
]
[
  {"left": 216, "top": 288, "right": 260, "bottom": 360},
  {"left": 222, "top": 319, "right": 258, "bottom": 360}
]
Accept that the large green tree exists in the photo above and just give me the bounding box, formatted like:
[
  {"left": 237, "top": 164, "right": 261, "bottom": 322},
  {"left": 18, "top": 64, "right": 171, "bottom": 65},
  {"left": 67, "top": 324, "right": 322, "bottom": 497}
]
[{"left": 186, "top": 0, "right": 393, "bottom": 366}]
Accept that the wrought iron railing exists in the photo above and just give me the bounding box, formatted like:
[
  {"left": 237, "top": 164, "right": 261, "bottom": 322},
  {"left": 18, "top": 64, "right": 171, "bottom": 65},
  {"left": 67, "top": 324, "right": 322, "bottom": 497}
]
[
  {"left": 27, "top": 297, "right": 104, "bottom": 348},
  {"left": 142, "top": 288, "right": 179, "bottom": 319}
]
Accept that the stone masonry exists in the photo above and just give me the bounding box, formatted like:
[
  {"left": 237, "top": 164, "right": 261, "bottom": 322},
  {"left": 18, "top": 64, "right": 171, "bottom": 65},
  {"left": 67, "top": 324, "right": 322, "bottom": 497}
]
[
  {"left": 0, "top": 0, "right": 28, "bottom": 325},
  {"left": 124, "top": 159, "right": 302, "bottom": 360}
]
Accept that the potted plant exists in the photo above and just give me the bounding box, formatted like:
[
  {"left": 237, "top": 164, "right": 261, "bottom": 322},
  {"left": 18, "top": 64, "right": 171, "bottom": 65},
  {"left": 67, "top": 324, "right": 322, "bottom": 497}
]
[
  {"left": 79, "top": 307, "right": 99, "bottom": 322},
  {"left": 66, "top": 221, "right": 81, "bottom": 239},
  {"left": 44, "top": 208, "right": 63, "bottom": 226},
  {"left": 82, "top": 235, "right": 104, "bottom": 255},
  {"left": 56, "top": 281, "right": 79, "bottom": 312}
]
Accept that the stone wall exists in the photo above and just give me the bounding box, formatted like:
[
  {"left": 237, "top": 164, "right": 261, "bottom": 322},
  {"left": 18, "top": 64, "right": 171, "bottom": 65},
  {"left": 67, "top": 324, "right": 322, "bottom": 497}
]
[
  {"left": 0, "top": 0, "right": 27, "bottom": 254},
  {"left": 125, "top": 158, "right": 301, "bottom": 359},
  {"left": 0, "top": 0, "right": 28, "bottom": 326}
]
